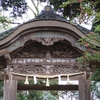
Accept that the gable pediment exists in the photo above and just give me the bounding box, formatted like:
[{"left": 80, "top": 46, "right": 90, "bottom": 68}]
[{"left": 11, "top": 41, "right": 82, "bottom": 59}]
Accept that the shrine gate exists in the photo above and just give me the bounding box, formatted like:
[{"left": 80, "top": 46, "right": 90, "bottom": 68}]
[{"left": 0, "top": 6, "right": 91, "bottom": 100}]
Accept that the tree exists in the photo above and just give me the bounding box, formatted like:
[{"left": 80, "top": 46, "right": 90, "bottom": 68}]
[
  {"left": 0, "top": 0, "right": 100, "bottom": 28},
  {"left": 0, "top": 0, "right": 42, "bottom": 32},
  {"left": 1, "top": 0, "right": 27, "bottom": 17},
  {"left": 40, "top": 1, "right": 100, "bottom": 20},
  {"left": 78, "top": 27, "right": 100, "bottom": 99},
  {"left": 78, "top": 8, "right": 100, "bottom": 100}
]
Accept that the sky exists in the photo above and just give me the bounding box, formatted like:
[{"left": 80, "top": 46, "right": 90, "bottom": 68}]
[
  {"left": 26, "top": 0, "right": 92, "bottom": 30},
  {"left": 26, "top": 0, "right": 47, "bottom": 19},
  {"left": 14, "top": 0, "right": 47, "bottom": 24},
  {"left": 0, "top": 0, "right": 92, "bottom": 31},
  {"left": 27, "top": 0, "right": 92, "bottom": 29}
]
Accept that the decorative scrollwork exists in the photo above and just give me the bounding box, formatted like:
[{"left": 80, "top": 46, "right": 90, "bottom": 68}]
[
  {"left": 13, "top": 65, "right": 45, "bottom": 74},
  {"left": 12, "top": 64, "right": 79, "bottom": 75},
  {"left": 11, "top": 41, "right": 82, "bottom": 58},
  {"left": 32, "top": 38, "right": 64, "bottom": 46}
]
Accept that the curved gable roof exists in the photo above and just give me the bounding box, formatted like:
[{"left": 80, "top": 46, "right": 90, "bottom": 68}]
[
  {"left": 0, "top": 6, "right": 90, "bottom": 56},
  {"left": 0, "top": 6, "right": 90, "bottom": 41}
]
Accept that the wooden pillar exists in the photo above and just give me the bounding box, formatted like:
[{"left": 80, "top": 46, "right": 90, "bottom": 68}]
[
  {"left": 79, "top": 72, "right": 91, "bottom": 100},
  {"left": 3, "top": 74, "right": 17, "bottom": 100},
  {"left": 86, "top": 80, "right": 91, "bottom": 100}
]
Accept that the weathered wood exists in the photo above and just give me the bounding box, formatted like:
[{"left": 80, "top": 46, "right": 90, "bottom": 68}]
[
  {"left": 11, "top": 58, "right": 76, "bottom": 64},
  {"left": 3, "top": 74, "right": 17, "bottom": 100},
  {"left": 18, "top": 84, "right": 78, "bottom": 91},
  {"left": 86, "top": 80, "right": 91, "bottom": 100},
  {"left": 79, "top": 73, "right": 91, "bottom": 100},
  {"left": 79, "top": 76, "right": 86, "bottom": 100},
  {"left": 0, "top": 20, "right": 86, "bottom": 48}
]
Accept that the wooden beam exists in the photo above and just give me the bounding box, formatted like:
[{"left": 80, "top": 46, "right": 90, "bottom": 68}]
[{"left": 18, "top": 84, "right": 78, "bottom": 91}]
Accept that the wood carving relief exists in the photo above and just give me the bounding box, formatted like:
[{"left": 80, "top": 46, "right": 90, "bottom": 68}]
[
  {"left": 11, "top": 41, "right": 82, "bottom": 58},
  {"left": 12, "top": 64, "right": 79, "bottom": 75},
  {"left": 32, "top": 38, "right": 64, "bottom": 46},
  {"left": 10, "top": 41, "right": 82, "bottom": 75}
]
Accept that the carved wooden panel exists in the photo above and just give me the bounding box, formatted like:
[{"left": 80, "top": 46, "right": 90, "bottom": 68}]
[
  {"left": 11, "top": 41, "right": 82, "bottom": 58},
  {"left": 12, "top": 64, "right": 79, "bottom": 75},
  {"left": 32, "top": 38, "right": 64, "bottom": 46}
]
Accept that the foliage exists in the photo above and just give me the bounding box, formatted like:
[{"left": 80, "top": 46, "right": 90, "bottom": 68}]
[
  {"left": 88, "top": 69, "right": 100, "bottom": 99},
  {"left": 17, "top": 90, "right": 58, "bottom": 100},
  {"left": 91, "top": 82, "right": 100, "bottom": 99},
  {"left": 27, "top": 0, "right": 41, "bottom": 17},
  {"left": 78, "top": 11, "right": 100, "bottom": 99},
  {"left": 0, "top": 0, "right": 41, "bottom": 33},
  {"left": 94, "top": 25, "right": 100, "bottom": 32},
  {"left": 67, "top": 1, "right": 100, "bottom": 98},
  {"left": 1, "top": 0, "right": 27, "bottom": 17},
  {"left": 59, "top": 91, "right": 78, "bottom": 100},
  {"left": 89, "top": 68, "right": 100, "bottom": 81},
  {"left": 17, "top": 91, "right": 44, "bottom": 100},
  {"left": 17, "top": 80, "right": 58, "bottom": 100},
  {"left": 0, "top": 13, "right": 10, "bottom": 28},
  {"left": 0, "top": 81, "right": 3, "bottom": 98},
  {"left": 0, "top": 0, "right": 100, "bottom": 28},
  {"left": 78, "top": 31, "right": 100, "bottom": 63},
  {"left": 40, "top": 0, "right": 100, "bottom": 25},
  {"left": 0, "top": 0, "right": 100, "bottom": 24}
]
